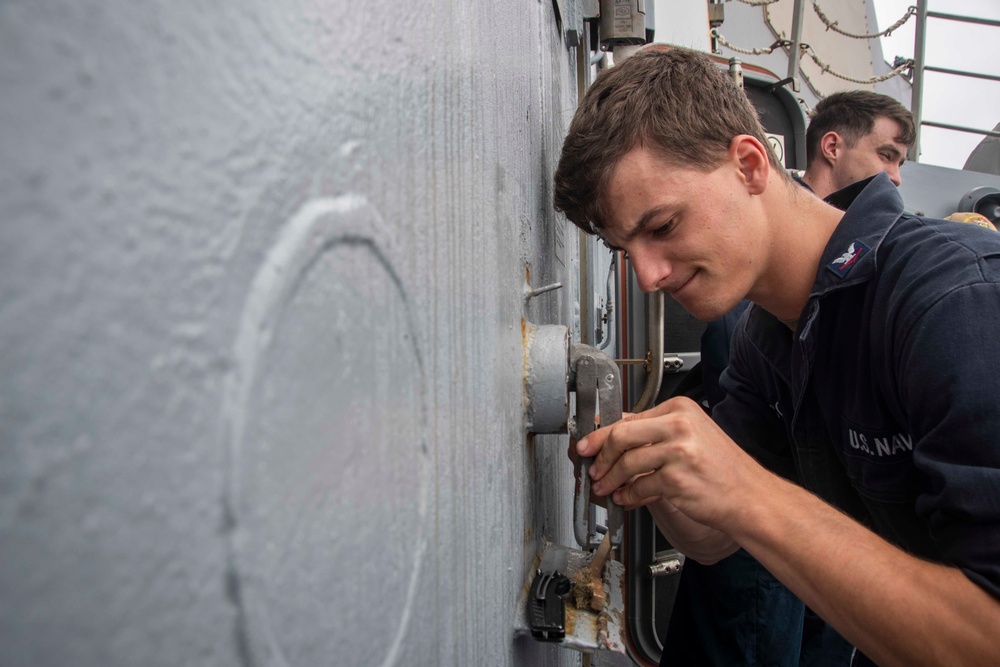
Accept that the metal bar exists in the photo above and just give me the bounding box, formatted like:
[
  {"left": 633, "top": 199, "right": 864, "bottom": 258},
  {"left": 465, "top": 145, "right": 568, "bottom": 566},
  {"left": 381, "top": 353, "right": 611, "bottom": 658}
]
[
  {"left": 579, "top": 232, "right": 591, "bottom": 345},
  {"left": 909, "top": 0, "right": 928, "bottom": 162},
  {"left": 926, "top": 11, "right": 1000, "bottom": 28},
  {"left": 786, "top": 0, "right": 805, "bottom": 92},
  {"left": 924, "top": 65, "right": 1000, "bottom": 84},
  {"left": 708, "top": 0, "right": 725, "bottom": 54},
  {"left": 573, "top": 356, "right": 598, "bottom": 548},
  {"left": 595, "top": 355, "right": 624, "bottom": 546},
  {"left": 631, "top": 292, "right": 664, "bottom": 412},
  {"left": 576, "top": 25, "right": 591, "bottom": 346},
  {"left": 616, "top": 252, "right": 629, "bottom": 409},
  {"left": 919, "top": 120, "right": 1000, "bottom": 140},
  {"left": 596, "top": 255, "right": 616, "bottom": 351}
]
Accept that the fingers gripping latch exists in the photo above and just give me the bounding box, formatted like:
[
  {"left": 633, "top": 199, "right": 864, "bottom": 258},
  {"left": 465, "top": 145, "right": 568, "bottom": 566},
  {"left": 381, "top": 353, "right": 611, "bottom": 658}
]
[{"left": 570, "top": 345, "right": 623, "bottom": 549}]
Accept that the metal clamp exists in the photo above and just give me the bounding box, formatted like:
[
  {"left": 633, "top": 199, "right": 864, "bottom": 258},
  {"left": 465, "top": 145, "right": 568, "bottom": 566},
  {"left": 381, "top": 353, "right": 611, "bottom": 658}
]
[{"left": 569, "top": 344, "right": 623, "bottom": 549}]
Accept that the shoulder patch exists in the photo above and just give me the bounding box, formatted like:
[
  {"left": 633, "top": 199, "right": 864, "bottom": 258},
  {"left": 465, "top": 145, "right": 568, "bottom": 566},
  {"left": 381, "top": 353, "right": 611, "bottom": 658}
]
[{"left": 827, "top": 240, "right": 870, "bottom": 279}]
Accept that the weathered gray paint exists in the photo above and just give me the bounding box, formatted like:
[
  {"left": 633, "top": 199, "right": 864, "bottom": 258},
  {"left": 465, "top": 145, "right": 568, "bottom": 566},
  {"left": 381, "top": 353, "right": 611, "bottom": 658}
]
[
  {"left": 524, "top": 323, "right": 570, "bottom": 434},
  {"left": 0, "top": 1, "right": 585, "bottom": 665},
  {"left": 964, "top": 123, "right": 1000, "bottom": 177},
  {"left": 898, "top": 161, "right": 1000, "bottom": 218}
]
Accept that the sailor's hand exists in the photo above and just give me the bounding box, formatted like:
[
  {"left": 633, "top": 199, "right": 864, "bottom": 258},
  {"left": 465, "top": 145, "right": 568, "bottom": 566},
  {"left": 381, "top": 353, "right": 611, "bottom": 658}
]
[
  {"left": 566, "top": 412, "right": 635, "bottom": 466},
  {"left": 576, "top": 396, "right": 760, "bottom": 532}
]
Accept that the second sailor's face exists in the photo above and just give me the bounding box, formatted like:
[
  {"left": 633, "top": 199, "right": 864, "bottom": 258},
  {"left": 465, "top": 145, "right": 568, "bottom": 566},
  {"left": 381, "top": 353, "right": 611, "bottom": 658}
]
[{"left": 832, "top": 116, "right": 907, "bottom": 191}]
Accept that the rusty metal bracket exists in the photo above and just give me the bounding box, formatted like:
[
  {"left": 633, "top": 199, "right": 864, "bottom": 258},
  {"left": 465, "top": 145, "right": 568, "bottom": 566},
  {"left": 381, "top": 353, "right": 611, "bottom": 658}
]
[{"left": 515, "top": 540, "right": 635, "bottom": 666}]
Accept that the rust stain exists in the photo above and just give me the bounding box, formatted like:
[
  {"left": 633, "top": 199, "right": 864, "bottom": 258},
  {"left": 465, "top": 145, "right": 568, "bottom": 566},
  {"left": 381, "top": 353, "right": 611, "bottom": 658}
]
[
  {"left": 564, "top": 604, "right": 597, "bottom": 638},
  {"left": 521, "top": 316, "right": 533, "bottom": 402},
  {"left": 522, "top": 315, "right": 532, "bottom": 437},
  {"left": 564, "top": 601, "right": 576, "bottom": 635},
  {"left": 570, "top": 567, "right": 592, "bottom": 609},
  {"left": 597, "top": 602, "right": 612, "bottom": 647}
]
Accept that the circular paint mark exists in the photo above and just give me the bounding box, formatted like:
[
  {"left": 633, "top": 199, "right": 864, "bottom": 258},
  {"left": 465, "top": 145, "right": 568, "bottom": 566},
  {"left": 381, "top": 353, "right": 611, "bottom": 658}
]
[{"left": 224, "top": 196, "right": 429, "bottom": 667}]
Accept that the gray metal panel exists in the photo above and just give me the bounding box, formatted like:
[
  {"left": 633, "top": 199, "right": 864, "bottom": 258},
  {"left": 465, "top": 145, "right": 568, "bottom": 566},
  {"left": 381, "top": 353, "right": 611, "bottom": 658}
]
[
  {"left": 897, "top": 162, "right": 1000, "bottom": 218},
  {"left": 0, "top": 0, "right": 586, "bottom": 665},
  {"left": 964, "top": 123, "right": 1000, "bottom": 177}
]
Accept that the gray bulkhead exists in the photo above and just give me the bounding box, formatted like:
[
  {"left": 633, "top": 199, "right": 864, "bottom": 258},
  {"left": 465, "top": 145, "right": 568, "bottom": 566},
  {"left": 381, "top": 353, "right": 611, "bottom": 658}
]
[
  {"left": 0, "top": 1, "right": 588, "bottom": 664},
  {"left": 7, "top": 1, "right": 998, "bottom": 665}
]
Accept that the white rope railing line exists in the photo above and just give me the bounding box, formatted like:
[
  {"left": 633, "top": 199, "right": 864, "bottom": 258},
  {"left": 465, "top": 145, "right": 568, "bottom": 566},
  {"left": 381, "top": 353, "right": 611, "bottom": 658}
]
[
  {"left": 804, "top": 46, "right": 913, "bottom": 84},
  {"left": 712, "top": 30, "right": 914, "bottom": 86},
  {"left": 812, "top": 1, "right": 917, "bottom": 40},
  {"left": 711, "top": 29, "right": 782, "bottom": 56}
]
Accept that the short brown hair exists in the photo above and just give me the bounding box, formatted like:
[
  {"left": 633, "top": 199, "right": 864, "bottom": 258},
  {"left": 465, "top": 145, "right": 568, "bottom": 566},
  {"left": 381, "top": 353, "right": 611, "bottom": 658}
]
[
  {"left": 553, "top": 47, "right": 782, "bottom": 233},
  {"left": 805, "top": 90, "right": 915, "bottom": 166}
]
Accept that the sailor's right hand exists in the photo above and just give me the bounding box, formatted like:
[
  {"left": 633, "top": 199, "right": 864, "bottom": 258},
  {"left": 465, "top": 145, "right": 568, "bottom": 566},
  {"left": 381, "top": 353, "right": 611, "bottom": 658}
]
[
  {"left": 577, "top": 396, "right": 763, "bottom": 534},
  {"left": 566, "top": 412, "right": 636, "bottom": 466}
]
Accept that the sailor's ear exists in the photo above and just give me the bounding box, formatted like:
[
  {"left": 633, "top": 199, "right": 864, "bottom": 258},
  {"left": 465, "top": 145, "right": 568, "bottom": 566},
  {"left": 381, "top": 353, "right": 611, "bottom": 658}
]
[
  {"left": 819, "top": 131, "right": 842, "bottom": 163},
  {"left": 730, "top": 135, "right": 769, "bottom": 196}
]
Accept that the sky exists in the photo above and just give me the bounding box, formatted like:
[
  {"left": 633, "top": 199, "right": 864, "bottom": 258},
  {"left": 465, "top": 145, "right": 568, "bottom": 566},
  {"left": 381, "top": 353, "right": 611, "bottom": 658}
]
[{"left": 873, "top": 0, "right": 1000, "bottom": 169}]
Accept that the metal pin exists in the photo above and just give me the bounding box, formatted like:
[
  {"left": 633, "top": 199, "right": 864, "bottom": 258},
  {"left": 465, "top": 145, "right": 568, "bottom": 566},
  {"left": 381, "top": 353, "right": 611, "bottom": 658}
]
[
  {"left": 527, "top": 282, "right": 563, "bottom": 299},
  {"left": 615, "top": 351, "right": 651, "bottom": 370}
]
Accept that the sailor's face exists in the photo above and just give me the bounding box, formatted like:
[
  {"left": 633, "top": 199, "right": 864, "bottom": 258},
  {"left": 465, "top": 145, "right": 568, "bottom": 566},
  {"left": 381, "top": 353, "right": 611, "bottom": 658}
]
[
  {"left": 832, "top": 116, "right": 907, "bottom": 191},
  {"left": 599, "top": 146, "right": 766, "bottom": 322}
]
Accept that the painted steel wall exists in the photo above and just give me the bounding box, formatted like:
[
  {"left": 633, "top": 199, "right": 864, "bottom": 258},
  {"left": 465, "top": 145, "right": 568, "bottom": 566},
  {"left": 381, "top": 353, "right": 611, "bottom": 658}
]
[{"left": 0, "top": 1, "right": 583, "bottom": 665}]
